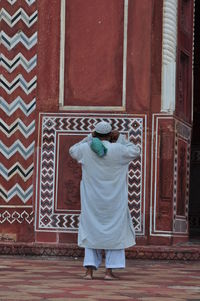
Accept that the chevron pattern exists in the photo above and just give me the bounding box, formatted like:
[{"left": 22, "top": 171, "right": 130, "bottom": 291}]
[
  {"left": 36, "top": 114, "right": 146, "bottom": 235},
  {"left": 0, "top": 75, "right": 37, "bottom": 94},
  {"left": 6, "top": 0, "right": 36, "bottom": 6},
  {"left": 0, "top": 97, "right": 36, "bottom": 116},
  {"left": 0, "top": 119, "right": 35, "bottom": 137},
  {"left": 0, "top": 8, "right": 38, "bottom": 28},
  {"left": 0, "top": 162, "right": 34, "bottom": 181},
  {"left": 0, "top": 0, "right": 37, "bottom": 219},
  {"left": 0, "top": 53, "right": 37, "bottom": 73},
  {"left": 0, "top": 184, "right": 33, "bottom": 203},
  {"left": 0, "top": 140, "right": 35, "bottom": 159},
  {"left": 0, "top": 31, "right": 37, "bottom": 50}
]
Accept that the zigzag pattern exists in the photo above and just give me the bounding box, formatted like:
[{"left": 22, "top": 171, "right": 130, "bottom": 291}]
[
  {"left": 43, "top": 116, "right": 143, "bottom": 133},
  {"left": 0, "top": 75, "right": 37, "bottom": 94},
  {"left": 0, "top": 184, "right": 33, "bottom": 203},
  {"left": 0, "top": 162, "right": 34, "bottom": 181},
  {"left": 6, "top": 0, "right": 36, "bottom": 6},
  {"left": 0, "top": 8, "right": 38, "bottom": 28},
  {"left": 0, "top": 31, "right": 37, "bottom": 50},
  {"left": 0, "top": 97, "right": 36, "bottom": 116},
  {"left": 0, "top": 1, "right": 37, "bottom": 212},
  {"left": 0, "top": 118, "right": 35, "bottom": 137},
  {"left": 38, "top": 115, "right": 144, "bottom": 234},
  {"left": 0, "top": 53, "right": 37, "bottom": 73},
  {"left": 0, "top": 140, "right": 35, "bottom": 159}
]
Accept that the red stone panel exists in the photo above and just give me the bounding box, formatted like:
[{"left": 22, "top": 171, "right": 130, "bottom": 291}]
[
  {"left": 151, "top": 0, "right": 163, "bottom": 113},
  {"left": 176, "top": 139, "right": 187, "bottom": 216},
  {"left": 64, "top": 0, "right": 124, "bottom": 107},
  {"left": 59, "top": 232, "right": 77, "bottom": 244},
  {"left": 37, "top": 0, "right": 61, "bottom": 112},
  {"left": 126, "top": 0, "right": 152, "bottom": 112},
  {"left": 173, "top": 120, "right": 191, "bottom": 239},
  {"left": 176, "top": 0, "right": 193, "bottom": 123},
  {"left": 176, "top": 51, "right": 190, "bottom": 120},
  {"left": 156, "top": 120, "right": 174, "bottom": 232},
  {"left": 150, "top": 115, "right": 175, "bottom": 237},
  {"left": 36, "top": 232, "right": 57, "bottom": 243},
  {"left": 55, "top": 134, "right": 82, "bottom": 211}
]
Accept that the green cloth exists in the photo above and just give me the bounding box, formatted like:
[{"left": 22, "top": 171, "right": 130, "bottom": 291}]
[{"left": 90, "top": 138, "right": 108, "bottom": 157}]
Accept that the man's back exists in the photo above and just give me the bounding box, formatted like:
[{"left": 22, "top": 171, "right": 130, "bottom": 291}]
[{"left": 69, "top": 136, "right": 140, "bottom": 249}]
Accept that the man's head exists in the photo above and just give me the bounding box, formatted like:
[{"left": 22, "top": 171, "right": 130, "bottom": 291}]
[{"left": 93, "top": 121, "right": 112, "bottom": 141}]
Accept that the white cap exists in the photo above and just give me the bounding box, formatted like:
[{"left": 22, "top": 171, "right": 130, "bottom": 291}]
[{"left": 95, "top": 121, "right": 112, "bottom": 134}]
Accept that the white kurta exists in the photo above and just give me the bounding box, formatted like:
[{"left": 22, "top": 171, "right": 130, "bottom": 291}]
[{"left": 69, "top": 134, "right": 140, "bottom": 250}]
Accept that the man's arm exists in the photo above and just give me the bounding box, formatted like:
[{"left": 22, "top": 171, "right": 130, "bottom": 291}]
[
  {"left": 69, "top": 134, "right": 92, "bottom": 162},
  {"left": 117, "top": 134, "right": 141, "bottom": 163},
  {"left": 116, "top": 133, "right": 128, "bottom": 145}
]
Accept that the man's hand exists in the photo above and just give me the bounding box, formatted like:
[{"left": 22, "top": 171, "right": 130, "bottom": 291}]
[{"left": 110, "top": 130, "right": 120, "bottom": 143}]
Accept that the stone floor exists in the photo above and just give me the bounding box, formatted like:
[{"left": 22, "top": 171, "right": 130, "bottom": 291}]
[{"left": 0, "top": 256, "right": 199, "bottom": 301}]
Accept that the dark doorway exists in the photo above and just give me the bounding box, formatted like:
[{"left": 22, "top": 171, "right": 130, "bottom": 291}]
[{"left": 189, "top": 0, "right": 200, "bottom": 239}]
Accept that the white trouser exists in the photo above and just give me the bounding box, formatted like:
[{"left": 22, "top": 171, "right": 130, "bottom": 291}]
[{"left": 83, "top": 248, "right": 125, "bottom": 269}]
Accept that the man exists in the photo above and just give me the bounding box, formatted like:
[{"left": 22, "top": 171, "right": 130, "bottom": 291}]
[{"left": 69, "top": 121, "right": 140, "bottom": 280}]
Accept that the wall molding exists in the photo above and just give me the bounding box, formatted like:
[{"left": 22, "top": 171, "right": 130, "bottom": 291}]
[{"left": 161, "top": 0, "right": 178, "bottom": 113}]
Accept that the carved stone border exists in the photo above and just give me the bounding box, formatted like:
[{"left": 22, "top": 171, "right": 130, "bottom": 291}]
[
  {"left": 173, "top": 120, "right": 191, "bottom": 234},
  {"left": 35, "top": 113, "right": 147, "bottom": 236}
]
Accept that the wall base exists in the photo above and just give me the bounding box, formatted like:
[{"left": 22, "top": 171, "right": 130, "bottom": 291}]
[{"left": 0, "top": 243, "right": 199, "bottom": 261}]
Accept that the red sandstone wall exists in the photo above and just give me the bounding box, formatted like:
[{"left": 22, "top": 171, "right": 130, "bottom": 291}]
[{"left": 0, "top": 0, "right": 194, "bottom": 247}]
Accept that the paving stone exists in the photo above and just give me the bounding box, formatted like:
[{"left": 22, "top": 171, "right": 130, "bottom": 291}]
[{"left": 0, "top": 257, "right": 199, "bottom": 300}]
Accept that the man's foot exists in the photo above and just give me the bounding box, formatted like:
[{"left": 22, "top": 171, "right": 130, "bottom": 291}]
[
  {"left": 104, "top": 268, "right": 120, "bottom": 280},
  {"left": 83, "top": 267, "right": 93, "bottom": 280}
]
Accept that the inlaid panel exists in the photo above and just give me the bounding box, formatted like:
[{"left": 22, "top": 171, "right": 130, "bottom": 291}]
[
  {"left": 150, "top": 115, "right": 191, "bottom": 237},
  {"left": 60, "top": 0, "right": 128, "bottom": 110},
  {"left": 0, "top": 0, "right": 37, "bottom": 227},
  {"left": 35, "top": 113, "right": 147, "bottom": 235},
  {"left": 64, "top": 0, "right": 124, "bottom": 107}
]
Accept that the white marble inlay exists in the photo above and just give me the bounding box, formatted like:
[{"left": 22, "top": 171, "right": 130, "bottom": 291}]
[{"left": 161, "top": 0, "right": 178, "bottom": 113}]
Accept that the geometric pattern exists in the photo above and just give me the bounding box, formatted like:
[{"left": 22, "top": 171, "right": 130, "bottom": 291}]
[
  {"left": 0, "top": 54, "right": 37, "bottom": 73},
  {"left": 0, "top": 162, "right": 34, "bottom": 181},
  {"left": 0, "top": 209, "right": 33, "bottom": 224},
  {"left": 0, "top": 140, "right": 35, "bottom": 159},
  {"left": 6, "top": 0, "right": 36, "bottom": 5},
  {"left": 0, "top": 32, "right": 37, "bottom": 50},
  {"left": 0, "top": 119, "right": 35, "bottom": 138},
  {"left": 0, "top": 75, "right": 37, "bottom": 94},
  {"left": 0, "top": 97, "right": 36, "bottom": 116},
  {"left": 173, "top": 120, "right": 191, "bottom": 233},
  {"left": 36, "top": 113, "right": 146, "bottom": 235},
  {"left": 0, "top": 0, "right": 37, "bottom": 223},
  {"left": 0, "top": 8, "right": 37, "bottom": 28},
  {"left": 0, "top": 184, "right": 33, "bottom": 203}
]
